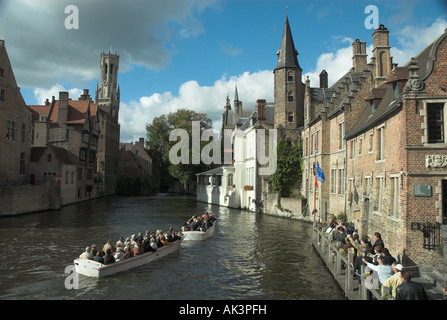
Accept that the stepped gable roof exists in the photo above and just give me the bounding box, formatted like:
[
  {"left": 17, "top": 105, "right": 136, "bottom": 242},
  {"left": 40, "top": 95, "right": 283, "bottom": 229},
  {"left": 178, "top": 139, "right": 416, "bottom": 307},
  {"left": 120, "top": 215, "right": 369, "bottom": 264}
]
[
  {"left": 345, "top": 29, "right": 447, "bottom": 140},
  {"left": 34, "top": 97, "right": 99, "bottom": 125},
  {"left": 275, "top": 15, "right": 301, "bottom": 70}
]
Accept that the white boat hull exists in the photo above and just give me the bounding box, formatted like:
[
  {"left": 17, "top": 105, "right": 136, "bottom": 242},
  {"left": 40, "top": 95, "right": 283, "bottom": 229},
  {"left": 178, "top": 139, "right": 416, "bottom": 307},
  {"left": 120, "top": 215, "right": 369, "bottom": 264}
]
[
  {"left": 182, "top": 222, "right": 216, "bottom": 241},
  {"left": 74, "top": 239, "right": 182, "bottom": 277}
]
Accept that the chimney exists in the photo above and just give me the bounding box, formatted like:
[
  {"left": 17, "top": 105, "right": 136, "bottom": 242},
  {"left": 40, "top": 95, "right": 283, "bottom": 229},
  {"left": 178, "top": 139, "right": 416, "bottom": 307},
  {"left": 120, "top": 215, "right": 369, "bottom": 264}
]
[
  {"left": 319, "top": 70, "right": 328, "bottom": 89},
  {"left": 352, "top": 39, "right": 367, "bottom": 72},
  {"left": 57, "top": 91, "right": 69, "bottom": 124},
  {"left": 80, "top": 89, "right": 90, "bottom": 100},
  {"left": 372, "top": 24, "right": 392, "bottom": 86},
  {"left": 256, "top": 99, "right": 266, "bottom": 124}
]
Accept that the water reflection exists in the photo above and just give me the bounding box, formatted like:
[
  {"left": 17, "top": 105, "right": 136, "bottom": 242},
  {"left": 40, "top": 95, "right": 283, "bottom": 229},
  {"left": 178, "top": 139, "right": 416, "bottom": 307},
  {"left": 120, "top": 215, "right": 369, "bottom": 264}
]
[{"left": 0, "top": 195, "right": 344, "bottom": 300}]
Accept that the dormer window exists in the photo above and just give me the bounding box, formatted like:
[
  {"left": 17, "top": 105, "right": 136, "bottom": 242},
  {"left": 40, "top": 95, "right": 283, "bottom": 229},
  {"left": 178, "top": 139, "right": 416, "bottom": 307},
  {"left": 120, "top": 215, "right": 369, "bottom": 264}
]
[
  {"left": 370, "top": 100, "right": 375, "bottom": 115},
  {"left": 393, "top": 82, "right": 399, "bottom": 99}
]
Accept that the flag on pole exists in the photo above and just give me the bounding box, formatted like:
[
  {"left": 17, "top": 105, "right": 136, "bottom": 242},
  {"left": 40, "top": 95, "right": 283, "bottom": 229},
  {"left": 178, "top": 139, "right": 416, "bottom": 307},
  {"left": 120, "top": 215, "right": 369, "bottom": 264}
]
[
  {"left": 316, "top": 161, "right": 325, "bottom": 183},
  {"left": 314, "top": 163, "right": 318, "bottom": 189}
]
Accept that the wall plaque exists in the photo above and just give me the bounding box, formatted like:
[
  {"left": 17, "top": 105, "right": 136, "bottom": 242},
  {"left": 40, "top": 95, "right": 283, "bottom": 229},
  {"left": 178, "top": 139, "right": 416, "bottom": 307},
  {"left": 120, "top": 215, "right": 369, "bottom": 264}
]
[{"left": 413, "top": 185, "right": 432, "bottom": 197}]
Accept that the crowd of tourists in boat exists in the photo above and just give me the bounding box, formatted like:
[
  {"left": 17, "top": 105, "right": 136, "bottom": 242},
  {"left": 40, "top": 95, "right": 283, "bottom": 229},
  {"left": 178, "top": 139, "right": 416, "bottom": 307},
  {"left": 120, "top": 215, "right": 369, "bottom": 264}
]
[
  {"left": 181, "top": 212, "right": 216, "bottom": 232},
  {"left": 78, "top": 228, "right": 182, "bottom": 265}
]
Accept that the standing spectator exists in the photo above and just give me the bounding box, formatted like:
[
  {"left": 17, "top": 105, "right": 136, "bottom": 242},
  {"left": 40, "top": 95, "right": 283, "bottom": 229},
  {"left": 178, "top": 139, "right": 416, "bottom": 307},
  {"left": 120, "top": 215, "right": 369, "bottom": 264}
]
[
  {"left": 362, "top": 256, "right": 394, "bottom": 284},
  {"left": 371, "top": 232, "right": 384, "bottom": 254},
  {"left": 381, "top": 248, "right": 396, "bottom": 266},
  {"left": 382, "top": 263, "right": 403, "bottom": 298},
  {"left": 335, "top": 226, "right": 347, "bottom": 249},
  {"left": 395, "top": 271, "right": 427, "bottom": 300}
]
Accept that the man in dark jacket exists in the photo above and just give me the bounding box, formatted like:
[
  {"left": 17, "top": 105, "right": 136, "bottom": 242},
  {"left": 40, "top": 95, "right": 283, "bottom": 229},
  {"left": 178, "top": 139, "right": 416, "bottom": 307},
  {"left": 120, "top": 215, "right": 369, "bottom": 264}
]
[
  {"left": 395, "top": 271, "right": 427, "bottom": 300},
  {"left": 370, "top": 232, "right": 384, "bottom": 254}
]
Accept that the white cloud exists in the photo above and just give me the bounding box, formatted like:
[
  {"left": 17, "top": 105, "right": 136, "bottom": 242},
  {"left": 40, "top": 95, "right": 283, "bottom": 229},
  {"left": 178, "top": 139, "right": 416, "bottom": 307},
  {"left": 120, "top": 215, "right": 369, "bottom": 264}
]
[
  {"left": 0, "top": 0, "right": 215, "bottom": 88},
  {"left": 33, "top": 84, "right": 83, "bottom": 105},
  {"left": 119, "top": 70, "right": 274, "bottom": 142},
  {"left": 304, "top": 17, "right": 447, "bottom": 87},
  {"left": 391, "top": 17, "right": 447, "bottom": 66}
]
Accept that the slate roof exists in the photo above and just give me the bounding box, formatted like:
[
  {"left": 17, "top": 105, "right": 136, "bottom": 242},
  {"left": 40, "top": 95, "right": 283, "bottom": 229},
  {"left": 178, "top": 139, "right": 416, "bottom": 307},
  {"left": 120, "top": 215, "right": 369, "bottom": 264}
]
[{"left": 275, "top": 16, "right": 301, "bottom": 71}]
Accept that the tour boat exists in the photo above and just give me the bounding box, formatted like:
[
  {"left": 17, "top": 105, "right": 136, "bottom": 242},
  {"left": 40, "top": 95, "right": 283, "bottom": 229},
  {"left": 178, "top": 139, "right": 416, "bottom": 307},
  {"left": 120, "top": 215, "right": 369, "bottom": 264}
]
[
  {"left": 74, "top": 239, "right": 182, "bottom": 277},
  {"left": 182, "top": 221, "right": 216, "bottom": 241}
]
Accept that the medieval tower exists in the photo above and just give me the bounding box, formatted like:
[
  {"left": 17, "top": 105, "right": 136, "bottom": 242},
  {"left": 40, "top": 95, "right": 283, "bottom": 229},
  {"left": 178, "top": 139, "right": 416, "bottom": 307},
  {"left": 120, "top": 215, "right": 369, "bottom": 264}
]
[
  {"left": 274, "top": 16, "right": 305, "bottom": 141},
  {"left": 95, "top": 51, "right": 121, "bottom": 195}
]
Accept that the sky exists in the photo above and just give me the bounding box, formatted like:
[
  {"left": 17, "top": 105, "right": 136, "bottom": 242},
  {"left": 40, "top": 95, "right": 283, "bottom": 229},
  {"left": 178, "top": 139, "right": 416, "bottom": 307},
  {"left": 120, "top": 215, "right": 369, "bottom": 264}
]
[{"left": 0, "top": 0, "right": 446, "bottom": 142}]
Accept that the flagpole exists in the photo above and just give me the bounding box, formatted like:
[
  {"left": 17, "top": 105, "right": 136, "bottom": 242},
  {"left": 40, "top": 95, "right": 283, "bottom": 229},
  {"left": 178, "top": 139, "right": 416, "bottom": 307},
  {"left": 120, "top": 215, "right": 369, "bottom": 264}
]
[{"left": 313, "top": 164, "right": 316, "bottom": 223}]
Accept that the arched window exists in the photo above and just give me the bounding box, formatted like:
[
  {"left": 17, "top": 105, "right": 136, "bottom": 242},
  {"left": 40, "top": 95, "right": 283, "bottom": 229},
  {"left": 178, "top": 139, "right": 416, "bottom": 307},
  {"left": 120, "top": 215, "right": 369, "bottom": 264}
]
[
  {"left": 379, "top": 52, "right": 386, "bottom": 77},
  {"left": 110, "top": 64, "right": 114, "bottom": 74},
  {"left": 104, "top": 63, "right": 108, "bottom": 75}
]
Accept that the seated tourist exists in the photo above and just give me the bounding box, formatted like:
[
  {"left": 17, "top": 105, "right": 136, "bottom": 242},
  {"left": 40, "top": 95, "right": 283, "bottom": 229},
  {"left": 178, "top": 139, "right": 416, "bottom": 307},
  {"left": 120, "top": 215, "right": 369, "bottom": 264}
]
[
  {"left": 91, "top": 244, "right": 98, "bottom": 256},
  {"left": 142, "top": 237, "right": 155, "bottom": 252},
  {"left": 124, "top": 243, "right": 134, "bottom": 259},
  {"left": 94, "top": 251, "right": 105, "bottom": 264},
  {"left": 114, "top": 247, "right": 124, "bottom": 262},
  {"left": 115, "top": 236, "right": 125, "bottom": 251},
  {"left": 133, "top": 240, "right": 144, "bottom": 256},
  {"left": 102, "top": 239, "right": 114, "bottom": 254},
  {"left": 150, "top": 236, "right": 158, "bottom": 251},
  {"left": 103, "top": 249, "right": 116, "bottom": 265},
  {"left": 79, "top": 246, "right": 94, "bottom": 260}
]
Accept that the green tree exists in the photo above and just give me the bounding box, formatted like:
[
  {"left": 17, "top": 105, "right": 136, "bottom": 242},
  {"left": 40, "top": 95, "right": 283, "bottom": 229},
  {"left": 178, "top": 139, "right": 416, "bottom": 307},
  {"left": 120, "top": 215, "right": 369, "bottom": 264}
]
[
  {"left": 269, "top": 138, "right": 303, "bottom": 198},
  {"left": 146, "top": 109, "right": 215, "bottom": 189}
]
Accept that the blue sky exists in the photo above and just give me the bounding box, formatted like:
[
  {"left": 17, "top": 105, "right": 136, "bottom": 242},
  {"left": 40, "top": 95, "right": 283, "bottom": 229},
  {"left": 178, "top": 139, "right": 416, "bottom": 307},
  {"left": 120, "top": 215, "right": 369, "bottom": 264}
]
[{"left": 0, "top": 0, "right": 446, "bottom": 142}]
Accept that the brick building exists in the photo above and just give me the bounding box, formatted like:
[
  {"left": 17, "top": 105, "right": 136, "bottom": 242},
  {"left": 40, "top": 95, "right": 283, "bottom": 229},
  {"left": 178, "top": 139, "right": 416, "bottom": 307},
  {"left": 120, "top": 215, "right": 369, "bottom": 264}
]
[
  {"left": 0, "top": 40, "right": 32, "bottom": 186},
  {"left": 118, "top": 137, "right": 153, "bottom": 194},
  {"left": 27, "top": 51, "right": 121, "bottom": 202},
  {"left": 302, "top": 24, "right": 447, "bottom": 268},
  {"left": 28, "top": 90, "right": 102, "bottom": 202}
]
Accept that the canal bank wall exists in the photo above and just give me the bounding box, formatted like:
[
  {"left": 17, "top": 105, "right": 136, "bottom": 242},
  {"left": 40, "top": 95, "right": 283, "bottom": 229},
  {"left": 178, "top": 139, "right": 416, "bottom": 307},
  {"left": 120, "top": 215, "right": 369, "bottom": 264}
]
[
  {"left": 261, "top": 193, "right": 312, "bottom": 221},
  {"left": 0, "top": 177, "right": 61, "bottom": 216},
  {"left": 311, "top": 224, "right": 446, "bottom": 300}
]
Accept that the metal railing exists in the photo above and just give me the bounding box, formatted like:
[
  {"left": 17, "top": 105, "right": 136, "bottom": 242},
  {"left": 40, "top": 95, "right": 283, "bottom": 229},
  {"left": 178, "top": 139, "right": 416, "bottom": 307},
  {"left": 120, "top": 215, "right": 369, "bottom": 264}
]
[{"left": 312, "top": 224, "right": 392, "bottom": 300}]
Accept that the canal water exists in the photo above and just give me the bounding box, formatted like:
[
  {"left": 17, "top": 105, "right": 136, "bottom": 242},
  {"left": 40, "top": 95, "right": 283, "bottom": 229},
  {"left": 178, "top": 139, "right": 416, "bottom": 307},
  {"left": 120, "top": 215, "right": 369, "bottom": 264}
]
[{"left": 0, "top": 194, "right": 344, "bottom": 300}]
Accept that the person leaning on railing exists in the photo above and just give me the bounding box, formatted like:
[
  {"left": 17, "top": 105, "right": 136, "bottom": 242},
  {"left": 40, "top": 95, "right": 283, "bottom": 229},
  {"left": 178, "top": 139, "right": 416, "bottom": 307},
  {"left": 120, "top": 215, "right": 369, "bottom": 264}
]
[{"left": 347, "top": 234, "right": 372, "bottom": 281}]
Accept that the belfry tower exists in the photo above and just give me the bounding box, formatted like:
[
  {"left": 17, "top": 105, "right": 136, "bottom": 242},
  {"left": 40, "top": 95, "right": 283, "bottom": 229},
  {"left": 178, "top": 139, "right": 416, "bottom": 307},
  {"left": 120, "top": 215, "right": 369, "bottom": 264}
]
[
  {"left": 274, "top": 15, "right": 304, "bottom": 134},
  {"left": 95, "top": 50, "right": 121, "bottom": 195},
  {"left": 95, "top": 50, "right": 120, "bottom": 120}
]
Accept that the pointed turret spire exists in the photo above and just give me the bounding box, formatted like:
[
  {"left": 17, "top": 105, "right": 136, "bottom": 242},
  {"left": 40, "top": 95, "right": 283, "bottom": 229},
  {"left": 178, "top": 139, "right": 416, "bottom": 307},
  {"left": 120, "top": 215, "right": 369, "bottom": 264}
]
[{"left": 275, "top": 15, "right": 301, "bottom": 71}]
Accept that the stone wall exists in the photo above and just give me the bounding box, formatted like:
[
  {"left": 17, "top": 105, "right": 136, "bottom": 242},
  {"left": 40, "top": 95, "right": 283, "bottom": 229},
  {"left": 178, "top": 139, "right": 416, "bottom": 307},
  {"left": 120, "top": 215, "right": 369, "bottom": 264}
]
[
  {"left": 261, "top": 192, "right": 310, "bottom": 221},
  {"left": 0, "top": 177, "right": 61, "bottom": 216}
]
